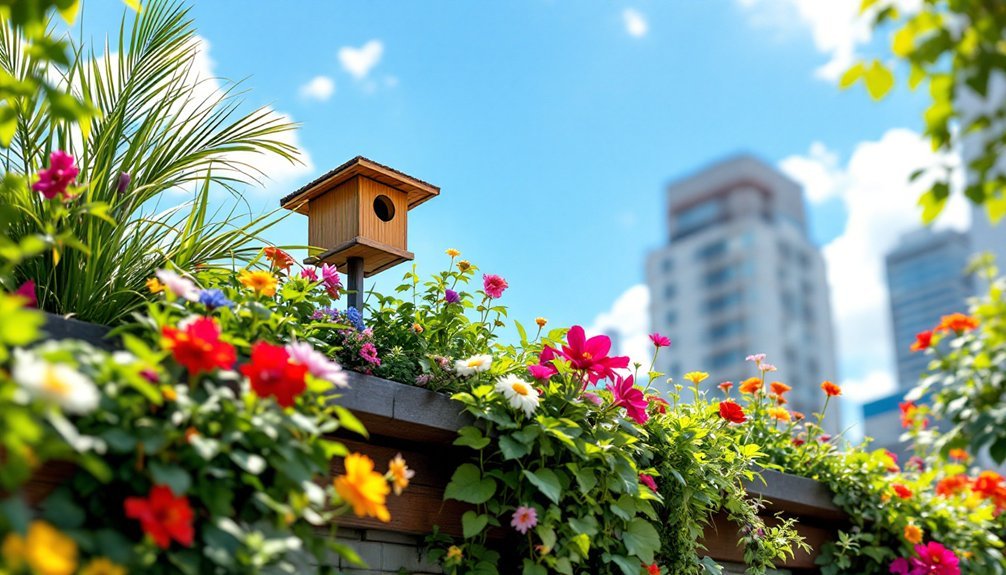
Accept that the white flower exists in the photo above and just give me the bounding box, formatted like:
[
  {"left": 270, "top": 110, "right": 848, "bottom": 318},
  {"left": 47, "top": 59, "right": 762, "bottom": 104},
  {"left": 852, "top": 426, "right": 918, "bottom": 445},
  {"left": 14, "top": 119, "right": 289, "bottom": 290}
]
[
  {"left": 494, "top": 374, "right": 540, "bottom": 418},
  {"left": 13, "top": 350, "right": 100, "bottom": 414},
  {"left": 454, "top": 354, "right": 493, "bottom": 377},
  {"left": 155, "top": 269, "right": 200, "bottom": 302},
  {"left": 286, "top": 341, "right": 348, "bottom": 388}
]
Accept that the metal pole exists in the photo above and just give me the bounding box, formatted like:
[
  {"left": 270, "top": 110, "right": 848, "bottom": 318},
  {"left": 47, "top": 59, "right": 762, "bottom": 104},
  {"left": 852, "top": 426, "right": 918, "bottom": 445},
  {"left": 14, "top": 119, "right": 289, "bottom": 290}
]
[{"left": 347, "top": 256, "right": 364, "bottom": 312}]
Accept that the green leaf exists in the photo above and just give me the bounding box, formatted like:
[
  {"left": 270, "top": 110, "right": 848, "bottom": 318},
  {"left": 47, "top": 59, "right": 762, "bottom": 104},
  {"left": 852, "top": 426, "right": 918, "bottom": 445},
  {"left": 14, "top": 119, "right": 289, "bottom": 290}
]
[
  {"left": 333, "top": 405, "right": 368, "bottom": 438},
  {"left": 0, "top": 105, "right": 17, "bottom": 147},
  {"left": 499, "top": 434, "right": 532, "bottom": 460},
  {"left": 608, "top": 555, "right": 641, "bottom": 575},
  {"left": 570, "top": 533, "right": 590, "bottom": 557},
  {"left": 839, "top": 63, "right": 866, "bottom": 89},
  {"left": 150, "top": 461, "right": 192, "bottom": 494},
  {"left": 462, "top": 511, "right": 490, "bottom": 538},
  {"left": 522, "top": 559, "right": 547, "bottom": 575},
  {"left": 572, "top": 466, "right": 597, "bottom": 493},
  {"left": 919, "top": 184, "right": 949, "bottom": 224},
  {"left": 864, "top": 60, "right": 895, "bottom": 100},
  {"left": 621, "top": 518, "right": 660, "bottom": 564},
  {"left": 55, "top": 0, "right": 81, "bottom": 23},
  {"left": 455, "top": 426, "right": 491, "bottom": 450},
  {"left": 522, "top": 468, "right": 561, "bottom": 504},
  {"left": 444, "top": 464, "right": 496, "bottom": 504}
]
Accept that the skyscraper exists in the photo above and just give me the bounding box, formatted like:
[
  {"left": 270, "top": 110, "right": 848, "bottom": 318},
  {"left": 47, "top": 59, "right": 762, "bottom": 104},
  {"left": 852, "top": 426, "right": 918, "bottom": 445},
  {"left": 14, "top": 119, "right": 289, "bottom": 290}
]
[
  {"left": 885, "top": 228, "right": 973, "bottom": 390},
  {"left": 645, "top": 155, "right": 838, "bottom": 425}
]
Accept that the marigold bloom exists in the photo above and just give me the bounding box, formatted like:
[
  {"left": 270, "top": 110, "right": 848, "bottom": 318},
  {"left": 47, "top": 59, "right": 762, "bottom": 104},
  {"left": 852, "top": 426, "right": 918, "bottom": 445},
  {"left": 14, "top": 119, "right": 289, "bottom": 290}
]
[
  {"left": 510, "top": 505, "right": 538, "bottom": 534},
  {"left": 892, "top": 483, "right": 913, "bottom": 499},
  {"left": 239, "top": 269, "right": 278, "bottom": 296},
  {"left": 32, "top": 150, "right": 79, "bottom": 200},
  {"left": 718, "top": 400, "right": 746, "bottom": 424},
  {"left": 124, "top": 485, "right": 194, "bottom": 549},
  {"left": 2, "top": 520, "right": 78, "bottom": 575},
  {"left": 445, "top": 248, "right": 461, "bottom": 257},
  {"left": 79, "top": 557, "right": 126, "bottom": 575},
  {"left": 649, "top": 332, "right": 671, "bottom": 348},
  {"left": 739, "top": 377, "right": 762, "bottom": 394},
  {"left": 770, "top": 381, "right": 792, "bottom": 396},
  {"left": 639, "top": 474, "right": 658, "bottom": 492},
  {"left": 904, "top": 524, "right": 923, "bottom": 545},
  {"left": 910, "top": 330, "right": 934, "bottom": 352},
  {"left": 935, "top": 475, "right": 970, "bottom": 497},
  {"left": 482, "top": 274, "right": 509, "bottom": 298},
  {"left": 767, "top": 407, "right": 791, "bottom": 422},
  {"left": 683, "top": 371, "right": 708, "bottom": 384},
  {"left": 388, "top": 453, "right": 415, "bottom": 495},
  {"left": 161, "top": 317, "right": 236, "bottom": 375},
  {"left": 240, "top": 341, "right": 308, "bottom": 407},
  {"left": 334, "top": 453, "right": 391, "bottom": 522},
  {"left": 949, "top": 448, "right": 969, "bottom": 461},
  {"left": 936, "top": 313, "right": 979, "bottom": 333},
  {"left": 535, "top": 316, "right": 548, "bottom": 328},
  {"left": 146, "top": 277, "right": 165, "bottom": 294},
  {"left": 263, "top": 246, "right": 294, "bottom": 271},
  {"left": 611, "top": 374, "right": 649, "bottom": 425},
  {"left": 821, "top": 380, "right": 842, "bottom": 397}
]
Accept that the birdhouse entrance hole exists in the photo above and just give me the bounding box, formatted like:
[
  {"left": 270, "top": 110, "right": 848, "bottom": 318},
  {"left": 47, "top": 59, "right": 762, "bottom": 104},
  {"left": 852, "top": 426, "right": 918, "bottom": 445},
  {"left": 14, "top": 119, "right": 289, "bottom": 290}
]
[{"left": 374, "top": 195, "right": 395, "bottom": 222}]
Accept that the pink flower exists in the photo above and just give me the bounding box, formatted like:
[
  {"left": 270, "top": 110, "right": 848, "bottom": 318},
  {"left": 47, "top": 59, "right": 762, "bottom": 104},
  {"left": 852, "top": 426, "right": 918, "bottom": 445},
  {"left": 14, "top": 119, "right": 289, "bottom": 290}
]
[
  {"left": 581, "top": 392, "right": 603, "bottom": 406},
  {"left": 610, "top": 374, "right": 648, "bottom": 425},
  {"left": 639, "top": 474, "right": 658, "bottom": 492},
  {"left": 32, "top": 150, "right": 79, "bottom": 200},
  {"left": 14, "top": 280, "right": 37, "bottom": 308},
  {"left": 511, "top": 505, "right": 538, "bottom": 534},
  {"left": 528, "top": 346, "right": 559, "bottom": 381},
  {"left": 760, "top": 363, "right": 777, "bottom": 373},
  {"left": 745, "top": 353, "right": 766, "bottom": 364},
  {"left": 890, "top": 542, "right": 960, "bottom": 575},
  {"left": 300, "top": 267, "right": 319, "bottom": 282},
  {"left": 321, "top": 264, "right": 342, "bottom": 298},
  {"left": 649, "top": 333, "right": 671, "bottom": 348},
  {"left": 286, "top": 341, "right": 348, "bottom": 387},
  {"left": 482, "top": 274, "right": 508, "bottom": 299},
  {"left": 359, "top": 342, "right": 381, "bottom": 366},
  {"left": 559, "top": 326, "right": 630, "bottom": 386}
]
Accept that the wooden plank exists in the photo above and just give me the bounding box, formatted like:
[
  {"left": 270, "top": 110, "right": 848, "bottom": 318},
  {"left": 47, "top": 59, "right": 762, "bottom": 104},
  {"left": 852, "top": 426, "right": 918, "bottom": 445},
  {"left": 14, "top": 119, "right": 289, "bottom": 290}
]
[{"left": 701, "top": 512, "right": 832, "bottom": 571}]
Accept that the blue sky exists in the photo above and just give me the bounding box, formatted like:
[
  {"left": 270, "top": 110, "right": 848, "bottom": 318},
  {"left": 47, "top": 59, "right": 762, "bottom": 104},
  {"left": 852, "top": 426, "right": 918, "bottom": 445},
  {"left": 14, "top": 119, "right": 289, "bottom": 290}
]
[{"left": 83, "top": 1, "right": 970, "bottom": 410}]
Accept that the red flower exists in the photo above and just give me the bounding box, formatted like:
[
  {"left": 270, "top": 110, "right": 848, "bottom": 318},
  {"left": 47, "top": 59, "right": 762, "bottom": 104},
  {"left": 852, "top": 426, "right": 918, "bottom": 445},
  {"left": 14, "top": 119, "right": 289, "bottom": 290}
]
[
  {"left": 718, "top": 401, "right": 746, "bottom": 424},
  {"left": 639, "top": 474, "right": 658, "bottom": 492},
  {"left": 935, "top": 313, "right": 979, "bottom": 333},
  {"left": 645, "top": 563, "right": 661, "bottom": 575},
  {"left": 124, "top": 485, "right": 194, "bottom": 549},
  {"left": 482, "top": 274, "right": 509, "bottom": 299},
  {"left": 648, "top": 332, "right": 671, "bottom": 348},
  {"left": 611, "top": 374, "right": 649, "bottom": 425},
  {"left": 718, "top": 381, "right": 733, "bottom": 393},
  {"left": 161, "top": 317, "right": 236, "bottom": 374},
  {"left": 892, "top": 483, "right": 913, "bottom": 499},
  {"left": 910, "top": 330, "right": 933, "bottom": 352},
  {"left": 820, "top": 380, "right": 842, "bottom": 397},
  {"left": 263, "top": 247, "right": 295, "bottom": 271},
  {"left": 32, "top": 150, "right": 79, "bottom": 200},
  {"left": 935, "top": 475, "right": 970, "bottom": 497},
  {"left": 240, "top": 342, "right": 308, "bottom": 407},
  {"left": 649, "top": 396, "right": 670, "bottom": 414},
  {"left": 770, "top": 381, "right": 792, "bottom": 396},
  {"left": 559, "top": 325, "right": 630, "bottom": 385}
]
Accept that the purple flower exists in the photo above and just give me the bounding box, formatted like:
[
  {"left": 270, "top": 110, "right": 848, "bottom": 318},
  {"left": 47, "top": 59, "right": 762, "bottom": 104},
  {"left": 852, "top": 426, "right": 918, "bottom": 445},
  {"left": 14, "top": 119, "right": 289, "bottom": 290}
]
[
  {"left": 445, "top": 289, "right": 460, "bottom": 304},
  {"left": 197, "top": 289, "right": 233, "bottom": 310},
  {"left": 117, "top": 172, "right": 131, "bottom": 193}
]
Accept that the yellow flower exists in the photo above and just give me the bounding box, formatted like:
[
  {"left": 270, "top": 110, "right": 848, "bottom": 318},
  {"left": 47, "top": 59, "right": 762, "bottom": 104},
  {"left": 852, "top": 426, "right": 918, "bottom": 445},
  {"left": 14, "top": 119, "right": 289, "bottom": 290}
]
[
  {"left": 6, "top": 521, "right": 79, "bottom": 575},
  {"left": 145, "top": 277, "right": 165, "bottom": 294},
  {"left": 80, "top": 557, "right": 127, "bottom": 575},
  {"left": 457, "top": 260, "right": 472, "bottom": 272},
  {"left": 445, "top": 248, "right": 461, "bottom": 258},
  {"left": 239, "top": 270, "right": 278, "bottom": 297},
  {"left": 535, "top": 317, "right": 547, "bottom": 328},
  {"left": 388, "top": 453, "right": 415, "bottom": 495},
  {"left": 904, "top": 524, "right": 923, "bottom": 545},
  {"left": 683, "top": 371, "right": 709, "bottom": 384},
  {"left": 446, "top": 545, "right": 463, "bottom": 561},
  {"left": 767, "top": 407, "right": 791, "bottom": 422},
  {"left": 161, "top": 385, "right": 178, "bottom": 402},
  {"left": 334, "top": 453, "right": 391, "bottom": 522}
]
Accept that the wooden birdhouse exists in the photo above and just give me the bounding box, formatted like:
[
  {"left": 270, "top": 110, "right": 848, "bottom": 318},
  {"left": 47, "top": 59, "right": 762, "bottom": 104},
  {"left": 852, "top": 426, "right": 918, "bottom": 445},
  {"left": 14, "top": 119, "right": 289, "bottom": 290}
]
[{"left": 279, "top": 156, "right": 439, "bottom": 308}]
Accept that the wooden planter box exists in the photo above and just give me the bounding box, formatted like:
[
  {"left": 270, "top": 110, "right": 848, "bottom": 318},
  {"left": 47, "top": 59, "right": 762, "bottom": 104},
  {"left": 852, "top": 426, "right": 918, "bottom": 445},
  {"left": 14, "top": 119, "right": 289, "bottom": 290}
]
[{"left": 38, "top": 313, "right": 846, "bottom": 573}]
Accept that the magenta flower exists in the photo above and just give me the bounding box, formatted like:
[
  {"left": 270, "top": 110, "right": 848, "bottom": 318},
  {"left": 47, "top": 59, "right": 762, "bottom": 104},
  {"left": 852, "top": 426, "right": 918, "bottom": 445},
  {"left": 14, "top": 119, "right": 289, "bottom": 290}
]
[
  {"left": 510, "top": 506, "right": 538, "bottom": 534},
  {"left": 581, "top": 392, "right": 603, "bottom": 406},
  {"left": 117, "top": 171, "right": 131, "bottom": 193},
  {"left": 639, "top": 474, "right": 658, "bottom": 492},
  {"left": 482, "top": 274, "right": 508, "bottom": 299},
  {"left": 527, "top": 346, "right": 559, "bottom": 381},
  {"left": 321, "top": 264, "right": 342, "bottom": 298},
  {"left": 649, "top": 333, "right": 671, "bottom": 348},
  {"left": 32, "top": 151, "right": 79, "bottom": 200},
  {"left": 559, "top": 326, "right": 630, "bottom": 386},
  {"left": 300, "top": 267, "right": 319, "bottom": 282},
  {"left": 14, "top": 280, "right": 37, "bottom": 308},
  {"left": 359, "top": 342, "right": 381, "bottom": 366},
  {"left": 610, "top": 374, "right": 649, "bottom": 425},
  {"left": 890, "top": 542, "right": 960, "bottom": 575},
  {"left": 445, "top": 289, "right": 460, "bottom": 304}
]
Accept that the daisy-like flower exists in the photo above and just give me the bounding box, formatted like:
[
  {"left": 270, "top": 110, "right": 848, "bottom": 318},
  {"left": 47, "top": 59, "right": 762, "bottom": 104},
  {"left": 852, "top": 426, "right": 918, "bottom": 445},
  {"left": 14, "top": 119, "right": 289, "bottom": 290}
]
[
  {"left": 767, "top": 407, "right": 791, "bottom": 422},
  {"left": 446, "top": 248, "right": 461, "bottom": 258},
  {"left": 145, "top": 277, "right": 165, "bottom": 294},
  {"left": 286, "top": 341, "right": 349, "bottom": 388},
  {"left": 683, "top": 371, "right": 708, "bottom": 384},
  {"left": 510, "top": 505, "right": 538, "bottom": 534},
  {"left": 388, "top": 453, "right": 415, "bottom": 495},
  {"left": 535, "top": 317, "right": 548, "bottom": 328},
  {"left": 495, "top": 374, "right": 540, "bottom": 417},
  {"left": 745, "top": 353, "right": 766, "bottom": 364},
  {"left": 13, "top": 350, "right": 99, "bottom": 414},
  {"left": 155, "top": 269, "right": 200, "bottom": 302},
  {"left": 760, "top": 363, "right": 777, "bottom": 373},
  {"left": 334, "top": 453, "right": 391, "bottom": 522},
  {"left": 239, "top": 270, "right": 278, "bottom": 297},
  {"left": 455, "top": 354, "right": 492, "bottom": 376}
]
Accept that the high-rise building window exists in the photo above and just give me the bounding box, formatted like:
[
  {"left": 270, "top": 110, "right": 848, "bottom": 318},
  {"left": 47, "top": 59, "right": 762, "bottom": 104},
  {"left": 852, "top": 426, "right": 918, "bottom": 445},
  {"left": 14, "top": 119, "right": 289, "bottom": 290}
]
[
  {"left": 708, "top": 349, "right": 739, "bottom": 370},
  {"left": 664, "top": 284, "right": 677, "bottom": 298},
  {"left": 665, "top": 310, "right": 677, "bottom": 324},
  {"left": 707, "top": 318, "right": 745, "bottom": 343},
  {"left": 676, "top": 200, "right": 723, "bottom": 236},
  {"left": 661, "top": 258, "right": 674, "bottom": 273},
  {"left": 695, "top": 240, "right": 727, "bottom": 262},
  {"left": 705, "top": 291, "right": 742, "bottom": 314}
]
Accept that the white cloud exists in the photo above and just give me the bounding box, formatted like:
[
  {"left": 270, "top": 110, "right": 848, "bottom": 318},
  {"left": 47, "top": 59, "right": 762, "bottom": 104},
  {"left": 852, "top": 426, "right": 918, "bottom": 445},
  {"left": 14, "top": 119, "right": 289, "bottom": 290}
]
[
  {"left": 782, "top": 128, "right": 968, "bottom": 403},
  {"left": 339, "top": 40, "right": 384, "bottom": 79},
  {"left": 737, "top": 0, "right": 921, "bottom": 80},
  {"left": 780, "top": 141, "right": 843, "bottom": 203},
  {"left": 588, "top": 284, "right": 652, "bottom": 368},
  {"left": 299, "top": 75, "right": 335, "bottom": 101},
  {"left": 623, "top": 8, "right": 649, "bottom": 38}
]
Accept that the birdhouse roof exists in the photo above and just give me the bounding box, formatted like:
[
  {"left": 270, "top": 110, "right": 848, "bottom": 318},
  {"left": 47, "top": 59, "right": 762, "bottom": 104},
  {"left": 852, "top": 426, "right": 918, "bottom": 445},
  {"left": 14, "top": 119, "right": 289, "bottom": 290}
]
[{"left": 279, "top": 156, "right": 440, "bottom": 215}]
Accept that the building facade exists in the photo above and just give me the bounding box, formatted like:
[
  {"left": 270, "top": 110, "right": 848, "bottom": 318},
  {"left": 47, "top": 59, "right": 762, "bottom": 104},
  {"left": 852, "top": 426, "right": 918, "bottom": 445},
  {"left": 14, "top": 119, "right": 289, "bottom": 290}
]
[{"left": 645, "top": 155, "right": 838, "bottom": 425}]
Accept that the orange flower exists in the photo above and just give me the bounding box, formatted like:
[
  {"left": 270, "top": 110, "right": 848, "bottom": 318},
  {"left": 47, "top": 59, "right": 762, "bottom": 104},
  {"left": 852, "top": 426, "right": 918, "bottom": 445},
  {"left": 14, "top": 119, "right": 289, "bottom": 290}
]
[
  {"left": 821, "top": 381, "right": 842, "bottom": 397},
  {"left": 936, "top": 313, "right": 979, "bottom": 333},
  {"left": 948, "top": 448, "right": 969, "bottom": 461},
  {"left": 767, "top": 407, "right": 791, "bottom": 422},
  {"left": 892, "top": 483, "right": 913, "bottom": 499},
  {"left": 739, "top": 377, "right": 762, "bottom": 394},
  {"left": 792, "top": 411, "right": 806, "bottom": 421},
  {"left": 535, "top": 317, "right": 548, "bottom": 328},
  {"left": 445, "top": 248, "right": 461, "bottom": 258},
  {"left": 335, "top": 453, "right": 391, "bottom": 522},
  {"left": 770, "top": 381, "right": 791, "bottom": 396},
  {"left": 935, "top": 475, "right": 970, "bottom": 497},
  {"left": 904, "top": 524, "right": 923, "bottom": 544},
  {"left": 910, "top": 330, "right": 933, "bottom": 352},
  {"left": 388, "top": 453, "right": 415, "bottom": 496}
]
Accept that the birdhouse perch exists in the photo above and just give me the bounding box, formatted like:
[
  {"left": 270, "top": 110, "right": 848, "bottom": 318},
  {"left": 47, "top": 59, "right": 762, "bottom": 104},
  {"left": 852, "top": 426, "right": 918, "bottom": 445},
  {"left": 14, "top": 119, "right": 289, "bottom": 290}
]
[{"left": 279, "top": 156, "right": 439, "bottom": 310}]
